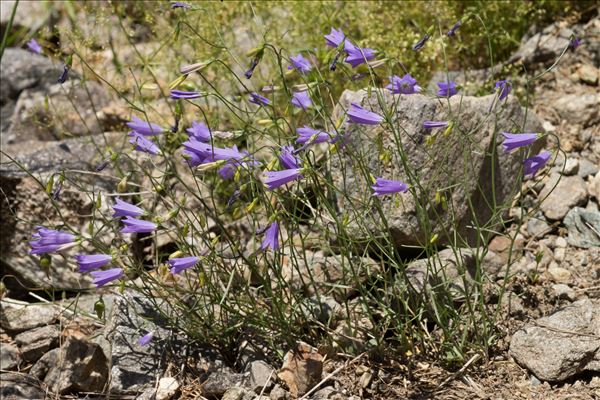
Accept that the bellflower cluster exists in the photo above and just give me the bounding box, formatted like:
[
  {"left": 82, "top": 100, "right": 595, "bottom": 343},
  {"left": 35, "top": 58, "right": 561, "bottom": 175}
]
[{"left": 324, "top": 28, "right": 375, "bottom": 68}]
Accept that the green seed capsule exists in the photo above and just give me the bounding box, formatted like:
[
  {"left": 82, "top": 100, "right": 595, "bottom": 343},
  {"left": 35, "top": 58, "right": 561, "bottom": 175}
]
[{"left": 94, "top": 297, "right": 105, "bottom": 319}]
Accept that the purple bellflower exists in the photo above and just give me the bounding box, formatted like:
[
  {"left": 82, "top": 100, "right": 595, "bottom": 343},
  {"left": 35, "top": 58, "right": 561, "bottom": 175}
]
[
  {"left": 344, "top": 41, "right": 375, "bottom": 68},
  {"left": 27, "top": 39, "right": 42, "bottom": 54},
  {"left": 447, "top": 21, "right": 462, "bottom": 37},
  {"left": 75, "top": 254, "right": 112, "bottom": 272},
  {"left": 58, "top": 65, "right": 70, "bottom": 84},
  {"left": 570, "top": 37, "right": 582, "bottom": 50},
  {"left": 261, "top": 221, "right": 279, "bottom": 251},
  {"left": 264, "top": 168, "right": 303, "bottom": 190},
  {"left": 249, "top": 92, "right": 270, "bottom": 106},
  {"left": 372, "top": 177, "right": 409, "bottom": 196},
  {"left": 245, "top": 57, "right": 260, "bottom": 79},
  {"left": 170, "top": 90, "right": 201, "bottom": 100},
  {"left": 29, "top": 227, "right": 76, "bottom": 255},
  {"left": 523, "top": 151, "right": 551, "bottom": 178},
  {"left": 501, "top": 132, "right": 538, "bottom": 153},
  {"left": 386, "top": 74, "right": 421, "bottom": 95},
  {"left": 128, "top": 132, "right": 160, "bottom": 155},
  {"left": 437, "top": 81, "right": 458, "bottom": 97},
  {"left": 296, "top": 126, "right": 331, "bottom": 146},
  {"left": 113, "top": 198, "right": 144, "bottom": 217},
  {"left": 168, "top": 256, "right": 199, "bottom": 274},
  {"left": 291, "top": 91, "right": 312, "bottom": 109},
  {"left": 138, "top": 332, "right": 154, "bottom": 346},
  {"left": 279, "top": 146, "right": 300, "bottom": 169},
  {"left": 186, "top": 121, "right": 212, "bottom": 142},
  {"left": 325, "top": 27, "right": 345, "bottom": 48},
  {"left": 412, "top": 34, "right": 430, "bottom": 51},
  {"left": 90, "top": 268, "right": 123, "bottom": 287},
  {"left": 423, "top": 121, "right": 449, "bottom": 129},
  {"left": 288, "top": 54, "right": 312, "bottom": 73},
  {"left": 495, "top": 80, "right": 512, "bottom": 101},
  {"left": 121, "top": 217, "right": 157, "bottom": 234},
  {"left": 182, "top": 140, "right": 247, "bottom": 165},
  {"left": 127, "top": 116, "right": 163, "bottom": 136},
  {"left": 171, "top": 1, "right": 191, "bottom": 9},
  {"left": 347, "top": 103, "right": 383, "bottom": 125}
]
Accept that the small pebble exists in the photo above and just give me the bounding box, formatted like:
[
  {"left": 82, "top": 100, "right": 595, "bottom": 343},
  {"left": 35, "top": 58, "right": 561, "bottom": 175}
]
[
  {"left": 561, "top": 158, "right": 579, "bottom": 176},
  {"left": 555, "top": 237, "right": 567, "bottom": 248}
]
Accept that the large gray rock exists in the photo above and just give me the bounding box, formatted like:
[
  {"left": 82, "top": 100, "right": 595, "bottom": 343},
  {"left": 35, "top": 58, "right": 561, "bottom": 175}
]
[
  {"left": 330, "top": 89, "right": 543, "bottom": 248},
  {"left": 14, "top": 324, "right": 60, "bottom": 362},
  {"left": 510, "top": 299, "right": 600, "bottom": 382},
  {"left": 0, "top": 342, "right": 21, "bottom": 370},
  {"left": 0, "top": 372, "right": 45, "bottom": 399},
  {"left": 0, "top": 48, "right": 64, "bottom": 104},
  {"left": 508, "top": 23, "right": 573, "bottom": 67},
  {"left": 30, "top": 337, "right": 109, "bottom": 394},
  {"left": 539, "top": 174, "right": 588, "bottom": 221},
  {"left": 0, "top": 303, "right": 59, "bottom": 332},
  {"left": 564, "top": 207, "right": 600, "bottom": 248},
  {"left": 5, "top": 79, "right": 111, "bottom": 145}
]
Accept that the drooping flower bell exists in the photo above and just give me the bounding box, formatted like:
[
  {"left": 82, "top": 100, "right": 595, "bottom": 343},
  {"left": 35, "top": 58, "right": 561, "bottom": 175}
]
[
  {"left": 126, "top": 116, "right": 163, "bottom": 136},
  {"left": 288, "top": 54, "right": 312, "bottom": 73},
  {"left": 138, "top": 332, "right": 154, "bottom": 346},
  {"left": 75, "top": 254, "right": 112, "bottom": 272},
  {"left": 90, "top": 268, "right": 123, "bottom": 287},
  {"left": 347, "top": 103, "right": 383, "bottom": 125},
  {"left": 495, "top": 80, "right": 512, "bottom": 101},
  {"left": 296, "top": 126, "right": 331, "bottom": 146},
  {"left": 264, "top": 168, "right": 304, "bottom": 190},
  {"left": 186, "top": 121, "right": 212, "bottom": 142},
  {"left": 249, "top": 92, "right": 270, "bottom": 106},
  {"left": 279, "top": 146, "right": 300, "bottom": 169},
  {"left": 112, "top": 198, "right": 145, "bottom": 217},
  {"left": 501, "top": 132, "right": 538, "bottom": 153},
  {"left": 29, "top": 227, "right": 76, "bottom": 255},
  {"left": 523, "top": 151, "right": 551, "bottom": 178},
  {"left": 291, "top": 91, "right": 312, "bottom": 109},
  {"left": 170, "top": 90, "right": 201, "bottom": 100},
  {"left": 27, "top": 39, "right": 42, "bottom": 54},
  {"left": 261, "top": 221, "right": 279, "bottom": 251},
  {"left": 128, "top": 132, "right": 160, "bottom": 155},
  {"left": 324, "top": 27, "right": 346, "bottom": 48},
  {"left": 371, "top": 177, "right": 409, "bottom": 196},
  {"left": 344, "top": 41, "right": 375, "bottom": 68},
  {"left": 120, "top": 217, "right": 157, "bottom": 234},
  {"left": 168, "top": 256, "right": 199, "bottom": 274}
]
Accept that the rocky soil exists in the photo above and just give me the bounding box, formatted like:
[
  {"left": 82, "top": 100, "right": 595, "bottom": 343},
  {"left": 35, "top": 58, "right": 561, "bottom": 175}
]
[{"left": 1, "top": 4, "right": 599, "bottom": 400}]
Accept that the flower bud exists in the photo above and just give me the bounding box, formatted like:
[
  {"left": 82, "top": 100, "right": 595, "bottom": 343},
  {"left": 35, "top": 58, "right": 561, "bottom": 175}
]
[
  {"left": 169, "top": 250, "right": 183, "bottom": 260},
  {"left": 117, "top": 176, "right": 128, "bottom": 193},
  {"left": 94, "top": 297, "right": 105, "bottom": 319}
]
